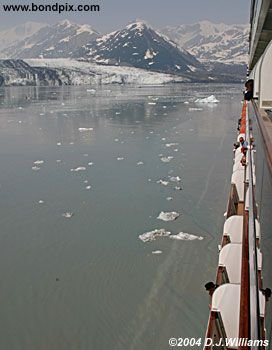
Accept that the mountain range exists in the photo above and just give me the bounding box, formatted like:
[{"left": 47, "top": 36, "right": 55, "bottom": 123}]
[
  {"left": 1, "top": 20, "right": 99, "bottom": 59},
  {"left": 0, "top": 20, "right": 249, "bottom": 84},
  {"left": 162, "top": 21, "right": 249, "bottom": 65}
]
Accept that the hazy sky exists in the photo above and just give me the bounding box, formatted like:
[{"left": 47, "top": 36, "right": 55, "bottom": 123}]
[{"left": 0, "top": 0, "right": 251, "bottom": 32}]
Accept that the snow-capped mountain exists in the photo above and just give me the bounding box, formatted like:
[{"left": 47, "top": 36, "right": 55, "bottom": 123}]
[
  {"left": 0, "top": 22, "right": 47, "bottom": 54},
  {"left": 1, "top": 20, "right": 99, "bottom": 59},
  {"left": 162, "top": 21, "right": 249, "bottom": 65},
  {"left": 74, "top": 21, "right": 205, "bottom": 76}
]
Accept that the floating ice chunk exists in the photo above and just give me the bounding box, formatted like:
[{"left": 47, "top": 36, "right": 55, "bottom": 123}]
[
  {"left": 152, "top": 250, "right": 163, "bottom": 254},
  {"left": 161, "top": 156, "right": 174, "bottom": 163},
  {"left": 32, "top": 166, "right": 40, "bottom": 171},
  {"left": 166, "top": 197, "right": 173, "bottom": 201},
  {"left": 184, "top": 101, "right": 189, "bottom": 104},
  {"left": 148, "top": 102, "right": 156, "bottom": 105},
  {"left": 117, "top": 157, "right": 124, "bottom": 161},
  {"left": 70, "top": 167, "right": 86, "bottom": 172},
  {"left": 165, "top": 143, "right": 178, "bottom": 148},
  {"left": 62, "top": 212, "right": 74, "bottom": 218},
  {"left": 189, "top": 107, "right": 203, "bottom": 111},
  {"left": 195, "top": 95, "right": 219, "bottom": 103},
  {"left": 88, "top": 162, "right": 94, "bottom": 166},
  {"left": 57, "top": 142, "right": 62, "bottom": 146},
  {"left": 78, "top": 128, "right": 93, "bottom": 131},
  {"left": 161, "top": 138, "right": 166, "bottom": 141},
  {"left": 163, "top": 106, "right": 167, "bottom": 109},
  {"left": 137, "top": 161, "right": 144, "bottom": 165},
  {"left": 38, "top": 200, "right": 44, "bottom": 204},
  {"left": 34, "top": 160, "right": 44, "bottom": 165},
  {"left": 18, "top": 107, "right": 23, "bottom": 110},
  {"left": 169, "top": 176, "right": 181, "bottom": 183},
  {"left": 170, "top": 232, "right": 204, "bottom": 241},
  {"left": 139, "top": 229, "right": 171, "bottom": 242},
  {"left": 114, "top": 138, "right": 119, "bottom": 142},
  {"left": 85, "top": 185, "right": 92, "bottom": 190},
  {"left": 157, "top": 211, "right": 180, "bottom": 221},
  {"left": 157, "top": 180, "right": 169, "bottom": 186},
  {"left": 174, "top": 186, "right": 182, "bottom": 191},
  {"left": 174, "top": 149, "right": 179, "bottom": 152},
  {"left": 115, "top": 112, "right": 121, "bottom": 115}
]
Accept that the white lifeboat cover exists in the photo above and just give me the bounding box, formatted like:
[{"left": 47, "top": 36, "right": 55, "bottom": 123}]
[
  {"left": 219, "top": 244, "right": 242, "bottom": 283},
  {"left": 211, "top": 284, "right": 240, "bottom": 339},
  {"left": 223, "top": 216, "right": 243, "bottom": 243},
  {"left": 231, "top": 170, "right": 244, "bottom": 201}
]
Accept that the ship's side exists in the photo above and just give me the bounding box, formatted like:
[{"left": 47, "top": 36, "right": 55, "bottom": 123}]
[{"left": 203, "top": 1, "right": 272, "bottom": 349}]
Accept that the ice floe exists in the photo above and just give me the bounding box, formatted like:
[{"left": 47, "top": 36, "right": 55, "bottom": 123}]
[
  {"left": 33, "top": 160, "right": 44, "bottom": 165},
  {"left": 160, "top": 156, "right": 174, "bottom": 163},
  {"left": 139, "top": 229, "right": 203, "bottom": 243},
  {"left": 62, "top": 212, "right": 74, "bottom": 218},
  {"left": 166, "top": 197, "right": 173, "bottom": 201},
  {"left": 32, "top": 166, "right": 40, "bottom": 171},
  {"left": 38, "top": 200, "right": 44, "bottom": 204},
  {"left": 169, "top": 176, "right": 181, "bottom": 183},
  {"left": 152, "top": 250, "right": 163, "bottom": 254},
  {"left": 137, "top": 161, "right": 144, "bottom": 165},
  {"left": 78, "top": 127, "right": 93, "bottom": 131},
  {"left": 165, "top": 143, "right": 178, "bottom": 148},
  {"left": 169, "top": 232, "right": 204, "bottom": 241},
  {"left": 117, "top": 157, "right": 124, "bottom": 161},
  {"left": 157, "top": 211, "right": 180, "bottom": 221},
  {"left": 85, "top": 185, "right": 92, "bottom": 190},
  {"left": 157, "top": 180, "right": 169, "bottom": 186},
  {"left": 189, "top": 107, "right": 203, "bottom": 111},
  {"left": 195, "top": 95, "right": 219, "bottom": 103},
  {"left": 174, "top": 186, "right": 182, "bottom": 191},
  {"left": 70, "top": 167, "right": 86, "bottom": 172},
  {"left": 138, "top": 229, "right": 171, "bottom": 242}
]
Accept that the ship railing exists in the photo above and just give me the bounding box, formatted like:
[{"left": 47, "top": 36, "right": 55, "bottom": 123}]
[
  {"left": 238, "top": 101, "right": 262, "bottom": 348},
  {"left": 203, "top": 101, "right": 267, "bottom": 350}
]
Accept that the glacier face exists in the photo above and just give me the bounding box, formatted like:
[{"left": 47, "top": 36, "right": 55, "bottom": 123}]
[{"left": 0, "top": 58, "right": 190, "bottom": 87}]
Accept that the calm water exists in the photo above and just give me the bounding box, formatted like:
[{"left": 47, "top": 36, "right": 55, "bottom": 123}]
[{"left": 0, "top": 84, "right": 243, "bottom": 350}]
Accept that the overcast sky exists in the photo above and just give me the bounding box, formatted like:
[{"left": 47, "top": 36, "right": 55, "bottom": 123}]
[{"left": 0, "top": 0, "right": 251, "bottom": 32}]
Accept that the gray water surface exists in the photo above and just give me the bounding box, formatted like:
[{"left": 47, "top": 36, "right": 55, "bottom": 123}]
[{"left": 0, "top": 84, "right": 243, "bottom": 350}]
